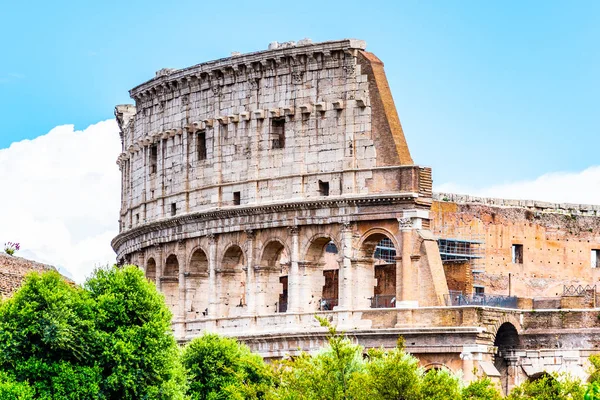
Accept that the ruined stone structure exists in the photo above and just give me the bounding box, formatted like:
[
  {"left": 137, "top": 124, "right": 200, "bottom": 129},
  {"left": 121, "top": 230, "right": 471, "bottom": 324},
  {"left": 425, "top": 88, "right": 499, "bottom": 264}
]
[
  {"left": 113, "top": 38, "right": 445, "bottom": 337},
  {"left": 113, "top": 39, "right": 600, "bottom": 394},
  {"left": 0, "top": 253, "right": 58, "bottom": 297},
  {"left": 432, "top": 193, "right": 600, "bottom": 299}
]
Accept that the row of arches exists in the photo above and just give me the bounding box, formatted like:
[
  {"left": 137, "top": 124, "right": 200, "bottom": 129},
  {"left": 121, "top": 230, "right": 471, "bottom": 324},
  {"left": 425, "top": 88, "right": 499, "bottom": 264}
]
[{"left": 144, "top": 233, "right": 402, "bottom": 320}]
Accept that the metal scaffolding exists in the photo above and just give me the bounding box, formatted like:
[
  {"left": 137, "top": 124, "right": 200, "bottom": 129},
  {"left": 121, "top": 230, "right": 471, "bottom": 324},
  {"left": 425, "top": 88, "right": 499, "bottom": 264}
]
[{"left": 433, "top": 224, "right": 486, "bottom": 274}]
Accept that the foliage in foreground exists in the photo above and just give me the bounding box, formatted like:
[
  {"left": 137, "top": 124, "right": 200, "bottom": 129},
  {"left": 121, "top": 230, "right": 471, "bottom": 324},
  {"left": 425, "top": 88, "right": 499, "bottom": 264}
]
[
  {"left": 268, "top": 316, "right": 502, "bottom": 400},
  {"left": 182, "top": 333, "right": 273, "bottom": 400},
  {"left": 4, "top": 267, "right": 600, "bottom": 399},
  {"left": 0, "top": 266, "right": 185, "bottom": 400},
  {"left": 507, "top": 373, "right": 585, "bottom": 400}
]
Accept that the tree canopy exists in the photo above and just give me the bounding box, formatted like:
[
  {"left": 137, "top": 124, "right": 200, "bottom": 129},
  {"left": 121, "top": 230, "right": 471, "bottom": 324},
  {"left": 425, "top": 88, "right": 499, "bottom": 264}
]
[{"left": 0, "top": 266, "right": 184, "bottom": 400}]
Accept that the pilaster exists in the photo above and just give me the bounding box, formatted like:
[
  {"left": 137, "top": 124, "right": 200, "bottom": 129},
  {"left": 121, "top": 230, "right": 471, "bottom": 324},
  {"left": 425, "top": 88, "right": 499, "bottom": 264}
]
[{"left": 288, "top": 226, "right": 301, "bottom": 313}]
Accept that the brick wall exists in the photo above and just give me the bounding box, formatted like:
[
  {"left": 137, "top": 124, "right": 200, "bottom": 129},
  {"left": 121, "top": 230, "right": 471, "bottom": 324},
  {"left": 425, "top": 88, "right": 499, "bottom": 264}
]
[{"left": 0, "top": 254, "right": 57, "bottom": 297}]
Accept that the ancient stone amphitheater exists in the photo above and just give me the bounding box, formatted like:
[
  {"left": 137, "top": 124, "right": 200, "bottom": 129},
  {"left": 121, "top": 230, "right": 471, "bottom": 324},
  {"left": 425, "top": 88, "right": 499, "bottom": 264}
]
[{"left": 113, "top": 39, "right": 600, "bottom": 393}]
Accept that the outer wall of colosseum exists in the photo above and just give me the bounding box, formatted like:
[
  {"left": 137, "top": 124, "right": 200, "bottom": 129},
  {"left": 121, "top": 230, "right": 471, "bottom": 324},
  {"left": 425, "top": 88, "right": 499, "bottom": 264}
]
[
  {"left": 112, "top": 39, "right": 448, "bottom": 340},
  {"left": 431, "top": 194, "right": 600, "bottom": 299},
  {"left": 111, "top": 39, "right": 600, "bottom": 393}
]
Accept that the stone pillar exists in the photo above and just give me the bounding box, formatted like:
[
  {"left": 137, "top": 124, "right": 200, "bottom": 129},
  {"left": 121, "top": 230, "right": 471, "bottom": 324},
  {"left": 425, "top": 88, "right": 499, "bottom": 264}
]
[
  {"left": 338, "top": 223, "right": 353, "bottom": 310},
  {"left": 155, "top": 244, "right": 163, "bottom": 292},
  {"left": 397, "top": 218, "right": 418, "bottom": 308},
  {"left": 245, "top": 230, "right": 256, "bottom": 315},
  {"left": 288, "top": 226, "right": 301, "bottom": 313},
  {"left": 505, "top": 355, "right": 520, "bottom": 396},
  {"left": 207, "top": 234, "right": 218, "bottom": 317},
  {"left": 460, "top": 351, "right": 474, "bottom": 383},
  {"left": 177, "top": 240, "right": 186, "bottom": 323}
]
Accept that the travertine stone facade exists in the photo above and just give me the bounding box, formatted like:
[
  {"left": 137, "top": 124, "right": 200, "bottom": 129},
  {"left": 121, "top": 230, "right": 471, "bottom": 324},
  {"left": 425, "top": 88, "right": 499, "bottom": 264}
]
[
  {"left": 432, "top": 193, "right": 600, "bottom": 298},
  {"left": 112, "top": 39, "right": 600, "bottom": 392},
  {"left": 112, "top": 39, "right": 446, "bottom": 340}
]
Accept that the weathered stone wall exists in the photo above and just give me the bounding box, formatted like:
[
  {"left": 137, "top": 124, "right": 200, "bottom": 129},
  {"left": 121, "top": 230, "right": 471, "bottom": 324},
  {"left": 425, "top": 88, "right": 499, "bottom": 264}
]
[
  {"left": 115, "top": 39, "right": 419, "bottom": 233},
  {"left": 432, "top": 193, "right": 600, "bottom": 298},
  {"left": 0, "top": 254, "right": 57, "bottom": 297},
  {"left": 113, "top": 39, "right": 447, "bottom": 342}
]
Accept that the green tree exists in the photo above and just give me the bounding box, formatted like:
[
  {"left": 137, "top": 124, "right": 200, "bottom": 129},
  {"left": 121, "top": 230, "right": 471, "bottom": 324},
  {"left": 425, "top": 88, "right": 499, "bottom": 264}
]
[
  {"left": 271, "top": 317, "right": 365, "bottom": 400},
  {"left": 182, "top": 333, "right": 272, "bottom": 400},
  {"left": 588, "top": 355, "right": 600, "bottom": 384},
  {"left": 0, "top": 371, "right": 34, "bottom": 400},
  {"left": 0, "top": 266, "right": 185, "bottom": 399},
  {"left": 85, "top": 265, "right": 186, "bottom": 399},
  {"left": 507, "top": 373, "right": 585, "bottom": 400},
  {"left": 420, "top": 368, "right": 462, "bottom": 400},
  {"left": 349, "top": 346, "right": 422, "bottom": 400},
  {"left": 0, "top": 270, "right": 103, "bottom": 399},
  {"left": 462, "top": 377, "right": 503, "bottom": 400}
]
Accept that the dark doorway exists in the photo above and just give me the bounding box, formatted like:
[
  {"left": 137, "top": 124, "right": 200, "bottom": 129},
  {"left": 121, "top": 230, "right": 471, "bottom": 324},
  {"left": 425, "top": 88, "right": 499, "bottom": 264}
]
[
  {"left": 278, "top": 276, "right": 288, "bottom": 313},
  {"left": 321, "top": 270, "right": 339, "bottom": 310}
]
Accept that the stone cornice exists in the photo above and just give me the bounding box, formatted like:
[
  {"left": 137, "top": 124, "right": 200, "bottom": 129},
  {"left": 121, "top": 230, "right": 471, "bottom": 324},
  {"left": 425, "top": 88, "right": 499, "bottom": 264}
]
[
  {"left": 129, "top": 39, "right": 366, "bottom": 100},
  {"left": 111, "top": 193, "right": 426, "bottom": 253}
]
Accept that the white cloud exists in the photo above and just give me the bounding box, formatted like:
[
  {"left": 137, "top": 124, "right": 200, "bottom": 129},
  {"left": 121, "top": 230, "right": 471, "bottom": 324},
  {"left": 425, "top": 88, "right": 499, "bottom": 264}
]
[
  {"left": 437, "top": 166, "right": 600, "bottom": 205},
  {"left": 0, "top": 120, "right": 121, "bottom": 283}
]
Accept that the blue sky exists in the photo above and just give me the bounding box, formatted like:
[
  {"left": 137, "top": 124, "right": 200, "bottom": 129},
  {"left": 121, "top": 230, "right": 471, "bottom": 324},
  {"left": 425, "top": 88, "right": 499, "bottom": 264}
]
[
  {"left": 1, "top": 1, "right": 599, "bottom": 280},
  {"left": 1, "top": 0, "right": 598, "bottom": 187}
]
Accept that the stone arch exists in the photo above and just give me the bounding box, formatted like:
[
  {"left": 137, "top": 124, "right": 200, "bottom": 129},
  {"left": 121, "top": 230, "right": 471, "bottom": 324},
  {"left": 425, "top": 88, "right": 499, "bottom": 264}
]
[
  {"left": 302, "top": 232, "right": 341, "bottom": 261},
  {"left": 356, "top": 227, "right": 400, "bottom": 259},
  {"left": 164, "top": 254, "right": 179, "bottom": 276},
  {"left": 257, "top": 239, "right": 289, "bottom": 314},
  {"left": 188, "top": 247, "right": 209, "bottom": 273},
  {"left": 218, "top": 244, "right": 246, "bottom": 318},
  {"left": 423, "top": 362, "right": 451, "bottom": 372},
  {"left": 494, "top": 322, "right": 520, "bottom": 351},
  {"left": 162, "top": 254, "right": 180, "bottom": 314},
  {"left": 493, "top": 321, "right": 520, "bottom": 396},
  {"left": 146, "top": 257, "right": 157, "bottom": 282},
  {"left": 304, "top": 234, "right": 341, "bottom": 311},
  {"left": 356, "top": 229, "right": 399, "bottom": 309},
  {"left": 490, "top": 315, "right": 522, "bottom": 343},
  {"left": 186, "top": 248, "right": 209, "bottom": 320}
]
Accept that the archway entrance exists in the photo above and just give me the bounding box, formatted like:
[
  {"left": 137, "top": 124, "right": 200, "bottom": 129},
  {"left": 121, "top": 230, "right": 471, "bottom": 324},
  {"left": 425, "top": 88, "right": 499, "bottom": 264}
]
[
  {"left": 257, "top": 241, "right": 288, "bottom": 314},
  {"left": 218, "top": 246, "right": 245, "bottom": 318},
  {"left": 494, "top": 322, "right": 520, "bottom": 395},
  {"left": 187, "top": 249, "right": 209, "bottom": 319},
  {"left": 359, "top": 233, "right": 398, "bottom": 309},
  {"left": 146, "top": 258, "right": 157, "bottom": 283},
  {"left": 305, "top": 238, "right": 340, "bottom": 311},
  {"left": 163, "top": 254, "right": 179, "bottom": 313}
]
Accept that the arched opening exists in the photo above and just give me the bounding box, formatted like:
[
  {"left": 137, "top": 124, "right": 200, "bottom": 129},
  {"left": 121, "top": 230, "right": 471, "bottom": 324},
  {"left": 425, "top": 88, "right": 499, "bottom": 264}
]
[
  {"left": 257, "top": 241, "right": 288, "bottom": 314},
  {"left": 162, "top": 254, "right": 180, "bottom": 313},
  {"left": 359, "top": 233, "right": 397, "bottom": 309},
  {"left": 494, "top": 322, "right": 520, "bottom": 395},
  {"left": 305, "top": 237, "right": 340, "bottom": 311},
  {"left": 186, "top": 249, "right": 209, "bottom": 319},
  {"left": 218, "top": 245, "right": 246, "bottom": 318},
  {"left": 146, "top": 258, "right": 157, "bottom": 283}
]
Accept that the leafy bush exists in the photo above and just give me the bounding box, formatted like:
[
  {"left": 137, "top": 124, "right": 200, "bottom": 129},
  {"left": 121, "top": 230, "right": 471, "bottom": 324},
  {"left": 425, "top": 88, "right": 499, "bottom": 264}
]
[{"left": 0, "top": 266, "right": 185, "bottom": 400}]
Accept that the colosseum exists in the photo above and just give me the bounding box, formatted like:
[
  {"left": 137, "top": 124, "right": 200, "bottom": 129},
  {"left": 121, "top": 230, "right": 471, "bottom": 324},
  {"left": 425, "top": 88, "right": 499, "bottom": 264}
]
[{"left": 113, "top": 39, "right": 600, "bottom": 393}]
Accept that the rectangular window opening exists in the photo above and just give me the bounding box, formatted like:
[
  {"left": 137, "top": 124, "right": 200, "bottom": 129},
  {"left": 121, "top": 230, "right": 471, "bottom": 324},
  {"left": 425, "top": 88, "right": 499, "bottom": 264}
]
[
  {"left": 271, "top": 118, "right": 285, "bottom": 149},
  {"left": 474, "top": 286, "right": 485, "bottom": 295},
  {"left": 197, "top": 131, "right": 207, "bottom": 160},
  {"left": 150, "top": 144, "right": 158, "bottom": 174},
  {"left": 512, "top": 244, "right": 523, "bottom": 264},
  {"left": 318, "top": 180, "right": 330, "bottom": 196},
  {"left": 592, "top": 249, "right": 600, "bottom": 268},
  {"left": 233, "top": 191, "right": 241, "bottom": 206},
  {"left": 136, "top": 214, "right": 140, "bottom": 224},
  {"left": 171, "top": 203, "right": 177, "bottom": 216}
]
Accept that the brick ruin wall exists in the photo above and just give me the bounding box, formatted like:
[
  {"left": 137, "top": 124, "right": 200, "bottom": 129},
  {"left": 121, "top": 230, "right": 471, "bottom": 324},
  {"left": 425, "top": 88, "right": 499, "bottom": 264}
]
[
  {"left": 432, "top": 193, "right": 600, "bottom": 299},
  {"left": 0, "top": 254, "right": 57, "bottom": 297}
]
